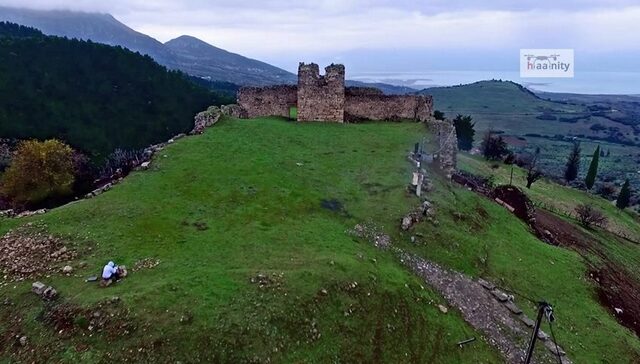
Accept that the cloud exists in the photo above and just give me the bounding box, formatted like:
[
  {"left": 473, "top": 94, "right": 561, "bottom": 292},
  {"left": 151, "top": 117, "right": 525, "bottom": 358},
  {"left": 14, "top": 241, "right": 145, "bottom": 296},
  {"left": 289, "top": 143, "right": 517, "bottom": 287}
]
[{"left": 1, "top": 0, "right": 638, "bottom": 68}]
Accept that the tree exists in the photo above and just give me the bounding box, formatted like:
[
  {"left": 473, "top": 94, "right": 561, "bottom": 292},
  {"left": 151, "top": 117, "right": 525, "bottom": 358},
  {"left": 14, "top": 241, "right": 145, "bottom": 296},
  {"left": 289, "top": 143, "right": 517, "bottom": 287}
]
[
  {"left": 0, "top": 139, "right": 75, "bottom": 206},
  {"left": 564, "top": 141, "right": 581, "bottom": 182},
  {"left": 616, "top": 179, "right": 632, "bottom": 210},
  {"left": 481, "top": 131, "right": 510, "bottom": 161},
  {"left": 453, "top": 114, "right": 475, "bottom": 151},
  {"left": 433, "top": 110, "right": 445, "bottom": 121},
  {"left": 585, "top": 146, "right": 600, "bottom": 190},
  {"left": 575, "top": 204, "right": 607, "bottom": 228},
  {"left": 525, "top": 149, "right": 543, "bottom": 189}
]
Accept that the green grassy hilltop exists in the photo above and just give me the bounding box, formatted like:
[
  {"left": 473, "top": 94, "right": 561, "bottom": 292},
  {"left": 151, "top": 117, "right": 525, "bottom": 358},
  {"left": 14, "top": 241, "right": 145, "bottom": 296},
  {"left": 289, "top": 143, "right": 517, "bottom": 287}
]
[
  {"left": 1, "top": 117, "right": 639, "bottom": 363},
  {"left": 0, "top": 118, "right": 499, "bottom": 363}
]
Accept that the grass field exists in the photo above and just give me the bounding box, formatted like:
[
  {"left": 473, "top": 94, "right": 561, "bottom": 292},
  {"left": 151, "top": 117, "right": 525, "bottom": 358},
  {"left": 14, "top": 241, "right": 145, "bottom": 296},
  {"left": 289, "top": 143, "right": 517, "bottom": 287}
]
[
  {"left": 399, "top": 158, "right": 640, "bottom": 363},
  {"left": 0, "top": 118, "right": 500, "bottom": 363},
  {"left": 1, "top": 117, "right": 639, "bottom": 363}
]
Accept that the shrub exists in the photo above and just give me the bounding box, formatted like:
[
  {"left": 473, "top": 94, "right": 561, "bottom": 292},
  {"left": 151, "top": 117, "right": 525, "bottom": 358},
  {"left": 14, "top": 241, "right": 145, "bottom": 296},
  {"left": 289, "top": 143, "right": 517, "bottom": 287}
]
[
  {"left": 575, "top": 204, "right": 608, "bottom": 228},
  {"left": 595, "top": 183, "right": 617, "bottom": 200},
  {"left": 100, "top": 148, "right": 147, "bottom": 179},
  {"left": 0, "top": 139, "right": 75, "bottom": 206},
  {"left": 481, "top": 132, "right": 510, "bottom": 161}
]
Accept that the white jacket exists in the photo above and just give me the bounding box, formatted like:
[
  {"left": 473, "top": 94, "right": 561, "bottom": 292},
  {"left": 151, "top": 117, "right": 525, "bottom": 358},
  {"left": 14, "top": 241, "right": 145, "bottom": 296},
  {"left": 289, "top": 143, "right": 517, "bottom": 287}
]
[{"left": 102, "top": 261, "right": 118, "bottom": 279}]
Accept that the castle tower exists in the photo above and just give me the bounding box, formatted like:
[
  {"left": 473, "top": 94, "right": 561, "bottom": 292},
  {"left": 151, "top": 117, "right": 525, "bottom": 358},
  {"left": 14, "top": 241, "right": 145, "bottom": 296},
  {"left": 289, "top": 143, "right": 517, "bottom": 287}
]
[{"left": 297, "top": 63, "right": 345, "bottom": 122}]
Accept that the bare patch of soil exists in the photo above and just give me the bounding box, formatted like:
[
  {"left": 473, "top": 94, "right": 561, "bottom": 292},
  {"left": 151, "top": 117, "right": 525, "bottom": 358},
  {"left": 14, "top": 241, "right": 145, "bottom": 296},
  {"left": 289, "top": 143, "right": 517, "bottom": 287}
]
[{"left": 535, "top": 209, "right": 640, "bottom": 337}]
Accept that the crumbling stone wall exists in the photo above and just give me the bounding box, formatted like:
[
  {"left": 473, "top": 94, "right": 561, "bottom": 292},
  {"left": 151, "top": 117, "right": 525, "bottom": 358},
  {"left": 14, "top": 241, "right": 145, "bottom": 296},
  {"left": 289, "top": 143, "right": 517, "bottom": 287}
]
[
  {"left": 427, "top": 119, "right": 458, "bottom": 177},
  {"left": 345, "top": 94, "right": 432, "bottom": 122},
  {"left": 237, "top": 85, "right": 297, "bottom": 119},
  {"left": 297, "top": 63, "right": 345, "bottom": 122},
  {"left": 235, "top": 62, "right": 435, "bottom": 124}
]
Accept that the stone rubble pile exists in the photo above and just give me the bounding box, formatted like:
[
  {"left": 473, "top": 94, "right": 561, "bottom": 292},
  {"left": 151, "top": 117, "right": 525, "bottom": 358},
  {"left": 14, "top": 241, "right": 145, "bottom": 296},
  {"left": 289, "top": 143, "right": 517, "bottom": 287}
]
[
  {"left": 0, "top": 224, "right": 76, "bottom": 280},
  {"left": 348, "top": 222, "right": 391, "bottom": 249},
  {"left": 400, "top": 200, "right": 436, "bottom": 231},
  {"left": 132, "top": 258, "right": 161, "bottom": 272},
  {"left": 249, "top": 272, "right": 285, "bottom": 290}
]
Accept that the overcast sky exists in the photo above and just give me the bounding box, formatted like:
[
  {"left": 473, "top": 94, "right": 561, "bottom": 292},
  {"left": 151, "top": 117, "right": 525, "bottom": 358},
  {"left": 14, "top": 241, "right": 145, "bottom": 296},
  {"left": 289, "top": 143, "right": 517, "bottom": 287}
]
[{"left": 1, "top": 0, "right": 639, "bottom": 73}]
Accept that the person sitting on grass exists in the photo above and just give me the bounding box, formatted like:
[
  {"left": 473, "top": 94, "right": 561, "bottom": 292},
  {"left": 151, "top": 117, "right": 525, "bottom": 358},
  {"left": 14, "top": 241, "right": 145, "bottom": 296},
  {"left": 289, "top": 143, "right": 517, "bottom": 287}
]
[{"left": 102, "top": 261, "right": 119, "bottom": 284}]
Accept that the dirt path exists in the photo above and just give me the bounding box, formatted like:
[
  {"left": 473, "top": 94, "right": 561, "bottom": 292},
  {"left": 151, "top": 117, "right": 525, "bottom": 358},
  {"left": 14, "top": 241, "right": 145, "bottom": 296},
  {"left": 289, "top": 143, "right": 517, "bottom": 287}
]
[{"left": 392, "top": 247, "right": 571, "bottom": 364}]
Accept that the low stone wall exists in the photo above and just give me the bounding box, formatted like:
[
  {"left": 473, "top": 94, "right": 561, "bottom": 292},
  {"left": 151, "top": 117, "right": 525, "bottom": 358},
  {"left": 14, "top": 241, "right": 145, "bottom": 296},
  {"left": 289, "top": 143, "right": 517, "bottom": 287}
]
[
  {"left": 237, "top": 85, "right": 297, "bottom": 119},
  {"left": 344, "top": 94, "right": 432, "bottom": 122}
]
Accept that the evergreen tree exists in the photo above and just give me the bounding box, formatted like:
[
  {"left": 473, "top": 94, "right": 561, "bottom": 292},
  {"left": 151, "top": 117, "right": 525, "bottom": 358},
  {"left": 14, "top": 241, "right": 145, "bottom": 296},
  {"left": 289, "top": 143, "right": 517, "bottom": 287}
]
[
  {"left": 453, "top": 114, "right": 475, "bottom": 151},
  {"left": 616, "top": 179, "right": 631, "bottom": 210},
  {"left": 433, "top": 110, "right": 445, "bottom": 121},
  {"left": 585, "top": 146, "right": 600, "bottom": 190},
  {"left": 564, "top": 141, "right": 581, "bottom": 182}
]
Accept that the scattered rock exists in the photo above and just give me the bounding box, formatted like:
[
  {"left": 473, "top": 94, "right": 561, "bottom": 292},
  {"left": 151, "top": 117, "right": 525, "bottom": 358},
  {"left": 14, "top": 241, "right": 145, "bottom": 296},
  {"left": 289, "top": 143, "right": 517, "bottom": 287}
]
[
  {"left": 478, "top": 278, "right": 496, "bottom": 290},
  {"left": 520, "top": 315, "right": 535, "bottom": 328},
  {"left": 250, "top": 272, "right": 285, "bottom": 290},
  {"left": 0, "top": 224, "right": 76, "bottom": 279},
  {"left": 504, "top": 302, "right": 522, "bottom": 315},
  {"left": 132, "top": 258, "right": 160, "bottom": 272},
  {"left": 491, "top": 289, "right": 509, "bottom": 302},
  {"left": 62, "top": 265, "right": 73, "bottom": 274},
  {"left": 18, "top": 336, "right": 27, "bottom": 346},
  {"left": 438, "top": 304, "right": 448, "bottom": 314},
  {"left": 32, "top": 281, "right": 46, "bottom": 295},
  {"left": 349, "top": 223, "right": 391, "bottom": 249},
  {"left": 544, "top": 340, "right": 566, "bottom": 356},
  {"left": 537, "top": 330, "right": 549, "bottom": 341}
]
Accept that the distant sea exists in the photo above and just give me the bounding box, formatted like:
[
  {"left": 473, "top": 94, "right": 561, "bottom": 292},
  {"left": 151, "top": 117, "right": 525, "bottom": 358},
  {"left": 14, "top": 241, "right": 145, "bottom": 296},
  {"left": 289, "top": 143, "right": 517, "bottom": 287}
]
[{"left": 349, "top": 71, "right": 640, "bottom": 95}]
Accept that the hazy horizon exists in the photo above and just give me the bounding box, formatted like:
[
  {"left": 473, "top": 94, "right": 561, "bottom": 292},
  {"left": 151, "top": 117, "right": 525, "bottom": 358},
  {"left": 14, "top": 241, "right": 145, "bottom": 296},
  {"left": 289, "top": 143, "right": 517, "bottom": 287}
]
[{"left": 1, "top": 1, "right": 639, "bottom": 94}]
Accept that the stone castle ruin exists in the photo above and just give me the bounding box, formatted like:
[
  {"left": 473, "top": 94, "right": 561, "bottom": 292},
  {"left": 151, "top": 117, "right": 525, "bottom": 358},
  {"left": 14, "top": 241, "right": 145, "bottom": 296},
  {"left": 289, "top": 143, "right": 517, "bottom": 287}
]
[
  {"left": 235, "top": 62, "right": 456, "bottom": 175},
  {"left": 237, "top": 63, "right": 432, "bottom": 123}
]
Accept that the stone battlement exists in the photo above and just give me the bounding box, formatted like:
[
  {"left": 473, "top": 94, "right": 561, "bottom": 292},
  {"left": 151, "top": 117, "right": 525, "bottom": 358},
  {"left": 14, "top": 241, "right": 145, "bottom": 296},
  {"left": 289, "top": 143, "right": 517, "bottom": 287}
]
[{"left": 236, "top": 62, "right": 435, "bottom": 123}]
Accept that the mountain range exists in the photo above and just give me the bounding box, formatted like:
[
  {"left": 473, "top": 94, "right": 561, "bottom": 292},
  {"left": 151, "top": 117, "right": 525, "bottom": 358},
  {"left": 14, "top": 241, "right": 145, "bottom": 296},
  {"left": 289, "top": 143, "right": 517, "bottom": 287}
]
[{"left": 0, "top": 6, "right": 296, "bottom": 86}]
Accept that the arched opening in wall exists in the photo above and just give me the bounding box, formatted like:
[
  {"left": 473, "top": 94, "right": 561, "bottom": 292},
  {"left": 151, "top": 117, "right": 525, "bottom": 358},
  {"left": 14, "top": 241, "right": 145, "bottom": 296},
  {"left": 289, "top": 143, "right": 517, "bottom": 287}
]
[{"left": 289, "top": 105, "right": 298, "bottom": 120}]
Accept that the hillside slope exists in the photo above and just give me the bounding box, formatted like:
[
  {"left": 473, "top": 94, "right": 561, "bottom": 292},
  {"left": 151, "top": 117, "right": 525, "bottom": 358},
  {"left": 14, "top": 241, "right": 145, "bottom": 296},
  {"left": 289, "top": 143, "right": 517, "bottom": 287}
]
[
  {"left": 165, "top": 35, "right": 296, "bottom": 86},
  {"left": 423, "top": 80, "right": 640, "bottom": 194},
  {"left": 2, "top": 117, "right": 639, "bottom": 362},
  {"left": 0, "top": 6, "right": 176, "bottom": 67},
  {"left": 0, "top": 7, "right": 296, "bottom": 86},
  {"left": 0, "top": 23, "right": 216, "bottom": 160},
  {"left": 0, "top": 118, "right": 501, "bottom": 363}
]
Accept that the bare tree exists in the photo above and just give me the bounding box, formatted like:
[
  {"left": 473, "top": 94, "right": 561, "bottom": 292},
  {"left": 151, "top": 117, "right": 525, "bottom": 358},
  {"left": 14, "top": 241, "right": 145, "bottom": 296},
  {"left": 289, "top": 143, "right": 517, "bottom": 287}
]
[
  {"left": 575, "top": 204, "right": 608, "bottom": 228},
  {"left": 525, "top": 149, "right": 543, "bottom": 189}
]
